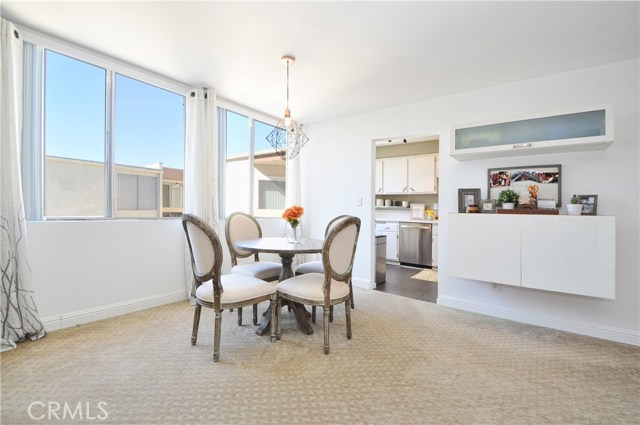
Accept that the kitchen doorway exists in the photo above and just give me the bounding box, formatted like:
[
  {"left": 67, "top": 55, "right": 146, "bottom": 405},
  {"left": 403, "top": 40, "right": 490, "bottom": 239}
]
[{"left": 371, "top": 133, "right": 439, "bottom": 302}]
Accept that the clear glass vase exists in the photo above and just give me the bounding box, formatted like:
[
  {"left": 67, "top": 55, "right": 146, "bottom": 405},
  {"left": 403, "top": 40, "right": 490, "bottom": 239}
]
[{"left": 288, "top": 223, "right": 301, "bottom": 244}]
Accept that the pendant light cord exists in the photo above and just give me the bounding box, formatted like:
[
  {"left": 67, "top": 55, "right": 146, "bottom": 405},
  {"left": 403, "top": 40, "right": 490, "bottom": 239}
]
[{"left": 286, "top": 60, "right": 290, "bottom": 111}]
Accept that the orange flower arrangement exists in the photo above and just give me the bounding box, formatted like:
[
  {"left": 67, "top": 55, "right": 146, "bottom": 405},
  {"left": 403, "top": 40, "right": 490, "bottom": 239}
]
[{"left": 282, "top": 205, "right": 304, "bottom": 228}]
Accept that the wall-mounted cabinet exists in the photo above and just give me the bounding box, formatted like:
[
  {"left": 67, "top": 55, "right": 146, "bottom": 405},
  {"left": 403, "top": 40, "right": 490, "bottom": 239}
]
[
  {"left": 451, "top": 105, "right": 614, "bottom": 160},
  {"left": 448, "top": 214, "right": 615, "bottom": 299},
  {"left": 375, "top": 154, "right": 438, "bottom": 195}
]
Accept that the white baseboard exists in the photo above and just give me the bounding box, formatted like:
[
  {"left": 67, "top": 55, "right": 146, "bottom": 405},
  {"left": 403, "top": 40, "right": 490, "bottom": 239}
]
[
  {"left": 352, "top": 277, "right": 374, "bottom": 290},
  {"left": 438, "top": 295, "right": 640, "bottom": 346},
  {"left": 41, "top": 290, "right": 188, "bottom": 332}
]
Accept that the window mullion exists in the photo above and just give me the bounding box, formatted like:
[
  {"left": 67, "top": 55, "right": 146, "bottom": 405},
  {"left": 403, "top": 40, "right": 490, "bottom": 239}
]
[
  {"left": 218, "top": 108, "right": 227, "bottom": 219},
  {"left": 248, "top": 117, "right": 255, "bottom": 215},
  {"left": 105, "top": 69, "right": 115, "bottom": 218}
]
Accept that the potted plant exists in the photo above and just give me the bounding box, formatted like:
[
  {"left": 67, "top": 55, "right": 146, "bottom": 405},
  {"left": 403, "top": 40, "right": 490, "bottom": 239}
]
[
  {"left": 567, "top": 194, "right": 582, "bottom": 216},
  {"left": 497, "top": 189, "right": 519, "bottom": 209}
]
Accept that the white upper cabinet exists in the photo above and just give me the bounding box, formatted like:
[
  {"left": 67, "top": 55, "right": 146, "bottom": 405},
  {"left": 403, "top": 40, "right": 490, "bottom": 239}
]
[
  {"left": 375, "top": 160, "right": 384, "bottom": 194},
  {"left": 451, "top": 104, "right": 614, "bottom": 160},
  {"left": 382, "top": 157, "right": 408, "bottom": 193},
  {"left": 408, "top": 155, "right": 437, "bottom": 193},
  {"left": 377, "top": 154, "right": 438, "bottom": 194}
]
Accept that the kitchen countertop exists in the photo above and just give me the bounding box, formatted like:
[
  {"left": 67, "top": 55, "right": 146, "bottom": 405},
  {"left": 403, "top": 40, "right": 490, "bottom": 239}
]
[{"left": 375, "top": 218, "right": 438, "bottom": 224}]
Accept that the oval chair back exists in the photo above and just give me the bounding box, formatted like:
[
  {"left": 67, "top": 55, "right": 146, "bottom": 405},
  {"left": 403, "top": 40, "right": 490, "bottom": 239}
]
[
  {"left": 225, "top": 212, "right": 262, "bottom": 266},
  {"left": 322, "top": 216, "right": 361, "bottom": 301},
  {"left": 182, "top": 213, "right": 223, "bottom": 300}
]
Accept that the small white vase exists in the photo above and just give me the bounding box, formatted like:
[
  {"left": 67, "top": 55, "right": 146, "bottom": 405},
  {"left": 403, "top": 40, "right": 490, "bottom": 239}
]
[
  {"left": 566, "top": 204, "right": 582, "bottom": 216},
  {"left": 501, "top": 203, "right": 515, "bottom": 210},
  {"left": 288, "top": 224, "right": 301, "bottom": 244}
]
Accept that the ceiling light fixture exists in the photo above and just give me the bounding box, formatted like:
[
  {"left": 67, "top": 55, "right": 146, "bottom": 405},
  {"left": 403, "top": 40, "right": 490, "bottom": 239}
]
[{"left": 266, "top": 55, "right": 309, "bottom": 160}]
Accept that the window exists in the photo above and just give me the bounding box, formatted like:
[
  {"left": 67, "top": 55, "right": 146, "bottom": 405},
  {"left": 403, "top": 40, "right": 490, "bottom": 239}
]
[
  {"left": 44, "top": 50, "right": 106, "bottom": 217},
  {"left": 219, "top": 107, "right": 286, "bottom": 218},
  {"left": 24, "top": 42, "right": 185, "bottom": 219}
]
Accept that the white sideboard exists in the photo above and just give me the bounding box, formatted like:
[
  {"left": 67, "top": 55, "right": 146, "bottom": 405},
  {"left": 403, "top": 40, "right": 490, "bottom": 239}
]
[{"left": 448, "top": 213, "right": 615, "bottom": 298}]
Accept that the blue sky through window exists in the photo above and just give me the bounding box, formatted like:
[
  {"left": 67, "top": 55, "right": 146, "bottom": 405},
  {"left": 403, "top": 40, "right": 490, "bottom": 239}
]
[{"left": 45, "top": 50, "right": 185, "bottom": 170}]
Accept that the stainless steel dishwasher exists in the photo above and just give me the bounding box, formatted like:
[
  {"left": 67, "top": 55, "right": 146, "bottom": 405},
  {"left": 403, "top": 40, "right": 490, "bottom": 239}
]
[{"left": 399, "top": 222, "right": 432, "bottom": 267}]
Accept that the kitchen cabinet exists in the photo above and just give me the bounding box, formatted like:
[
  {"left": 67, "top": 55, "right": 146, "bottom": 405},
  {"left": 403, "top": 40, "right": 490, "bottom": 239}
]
[
  {"left": 451, "top": 104, "right": 613, "bottom": 160},
  {"left": 408, "top": 155, "right": 437, "bottom": 193},
  {"left": 448, "top": 214, "right": 615, "bottom": 298},
  {"left": 381, "top": 157, "right": 407, "bottom": 193},
  {"left": 377, "top": 154, "right": 438, "bottom": 194},
  {"left": 375, "top": 160, "right": 384, "bottom": 193},
  {"left": 375, "top": 221, "right": 399, "bottom": 261}
]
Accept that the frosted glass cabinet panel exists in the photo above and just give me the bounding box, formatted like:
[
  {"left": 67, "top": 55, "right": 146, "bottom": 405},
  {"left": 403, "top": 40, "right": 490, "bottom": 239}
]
[{"left": 451, "top": 105, "right": 613, "bottom": 160}]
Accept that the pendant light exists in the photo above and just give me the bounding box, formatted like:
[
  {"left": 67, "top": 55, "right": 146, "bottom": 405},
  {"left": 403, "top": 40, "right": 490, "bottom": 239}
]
[{"left": 266, "top": 55, "right": 309, "bottom": 160}]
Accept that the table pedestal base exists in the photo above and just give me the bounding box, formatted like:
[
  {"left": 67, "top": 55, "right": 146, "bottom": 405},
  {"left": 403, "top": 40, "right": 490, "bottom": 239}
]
[{"left": 256, "top": 301, "right": 313, "bottom": 336}]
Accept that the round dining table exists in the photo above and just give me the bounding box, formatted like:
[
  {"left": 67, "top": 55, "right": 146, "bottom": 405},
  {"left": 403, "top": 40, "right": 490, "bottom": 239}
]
[{"left": 234, "top": 237, "right": 324, "bottom": 336}]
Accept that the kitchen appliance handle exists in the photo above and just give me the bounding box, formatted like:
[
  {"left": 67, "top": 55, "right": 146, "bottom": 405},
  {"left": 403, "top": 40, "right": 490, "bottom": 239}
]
[{"left": 400, "top": 224, "right": 431, "bottom": 229}]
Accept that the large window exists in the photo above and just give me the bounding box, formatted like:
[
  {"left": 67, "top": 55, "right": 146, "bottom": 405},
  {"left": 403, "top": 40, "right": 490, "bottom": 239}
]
[
  {"left": 219, "top": 107, "right": 285, "bottom": 218},
  {"left": 25, "top": 44, "right": 185, "bottom": 219}
]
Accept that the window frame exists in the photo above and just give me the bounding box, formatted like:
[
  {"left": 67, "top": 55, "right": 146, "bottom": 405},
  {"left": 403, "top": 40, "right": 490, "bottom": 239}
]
[
  {"left": 217, "top": 99, "right": 284, "bottom": 220},
  {"left": 20, "top": 25, "right": 189, "bottom": 221}
]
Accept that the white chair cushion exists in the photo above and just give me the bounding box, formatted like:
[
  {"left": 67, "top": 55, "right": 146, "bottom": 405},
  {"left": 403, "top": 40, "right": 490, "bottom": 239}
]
[
  {"left": 295, "top": 261, "right": 323, "bottom": 274},
  {"left": 230, "top": 261, "right": 282, "bottom": 280},
  {"left": 196, "top": 274, "right": 276, "bottom": 305},
  {"left": 277, "top": 273, "right": 350, "bottom": 303}
]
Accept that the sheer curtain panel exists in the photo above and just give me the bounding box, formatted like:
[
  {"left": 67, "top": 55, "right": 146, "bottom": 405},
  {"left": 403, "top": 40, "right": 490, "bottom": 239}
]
[
  {"left": 183, "top": 88, "right": 218, "bottom": 301},
  {"left": 0, "top": 19, "right": 46, "bottom": 351}
]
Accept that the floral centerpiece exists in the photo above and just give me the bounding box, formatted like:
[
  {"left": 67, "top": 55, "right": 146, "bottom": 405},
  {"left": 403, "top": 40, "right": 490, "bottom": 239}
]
[{"left": 282, "top": 205, "right": 304, "bottom": 243}]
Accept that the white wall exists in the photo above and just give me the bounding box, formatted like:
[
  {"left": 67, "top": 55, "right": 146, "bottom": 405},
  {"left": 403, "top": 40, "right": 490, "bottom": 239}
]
[
  {"left": 26, "top": 216, "right": 289, "bottom": 332},
  {"left": 27, "top": 220, "right": 187, "bottom": 331},
  {"left": 302, "top": 59, "right": 639, "bottom": 345}
]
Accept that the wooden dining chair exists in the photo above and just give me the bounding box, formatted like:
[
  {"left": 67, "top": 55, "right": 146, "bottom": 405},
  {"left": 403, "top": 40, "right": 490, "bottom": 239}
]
[
  {"left": 276, "top": 215, "right": 361, "bottom": 354},
  {"left": 225, "top": 212, "right": 282, "bottom": 326},
  {"left": 295, "top": 215, "right": 353, "bottom": 323},
  {"left": 183, "top": 214, "right": 277, "bottom": 362}
]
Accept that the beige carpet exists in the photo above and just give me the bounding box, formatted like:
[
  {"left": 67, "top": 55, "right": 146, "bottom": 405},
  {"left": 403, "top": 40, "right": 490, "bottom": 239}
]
[
  {"left": 412, "top": 268, "right": 438, "bottom": 282},
  {"left": 2, "top": 289, "right": 638, "bottom": 424}
]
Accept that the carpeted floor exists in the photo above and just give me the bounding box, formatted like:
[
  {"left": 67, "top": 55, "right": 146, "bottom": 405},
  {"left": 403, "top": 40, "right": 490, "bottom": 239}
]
[{"left": 2, "top": 288, "right": 639, "bottom": 424}]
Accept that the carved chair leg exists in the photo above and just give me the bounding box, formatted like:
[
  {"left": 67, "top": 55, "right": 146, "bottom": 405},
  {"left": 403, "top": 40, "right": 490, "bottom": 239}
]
[
  {"left": 270, "top": 295, "right": 277, "bottom": 343},
  {"left": 323, "top": 306, "right": 330, "bottom": 355},
  {"left": 253, "top": 304, "right": 258, "bottom": 326},
  {"left": 237, "top": 307, "right": 243, "bottom": 326},
  {"left": 345, "top": 300, "right": 352, "bottom": 339},
  {"left": 311, "top": 306, "right": 316, "bottom": 323},
  {"left": 349, "top": 281, "right": 355, "bottom": 309},
  {"left": 213, "top": 310, "right": 222, "bottom": 362},
  {"left": 191, "top": 304, "right": 202, "bottom": 345},
  {"left": 276, "top": 298, "right": 282, "bottom": 340},
  {"left": 329, "top": 305, "right": 334, "bottom": 322}
]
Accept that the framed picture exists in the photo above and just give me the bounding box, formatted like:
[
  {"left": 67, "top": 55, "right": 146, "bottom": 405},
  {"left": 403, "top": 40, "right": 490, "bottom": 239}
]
[
  {"left": 577, "top": 194, "right": 598, "bottom": 215},
  {"left": 488, "top": 164, "right": 561, "bottom": 208},
  {"left": 480, "top": 199, "right": 496, "bottom": 214},
  {"left": 410, "top": 203, "right": 426, "bottom": 220},
  {"left": 458, "top": 188, "right": 481, "bottom": 213}
]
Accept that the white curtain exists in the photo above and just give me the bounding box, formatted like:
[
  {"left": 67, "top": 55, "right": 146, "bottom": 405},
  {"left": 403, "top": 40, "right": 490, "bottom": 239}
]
[
  {"left": 0, "top": 19, "right": 46, "bottom": 350},
  {"left": 183, "top": 88, "right": 218, "bottom": 301}
]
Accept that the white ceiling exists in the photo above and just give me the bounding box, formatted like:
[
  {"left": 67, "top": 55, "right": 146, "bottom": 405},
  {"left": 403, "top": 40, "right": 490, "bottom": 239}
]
[{"left": 2, "top": 1, "right": 638, "bottom": 124}]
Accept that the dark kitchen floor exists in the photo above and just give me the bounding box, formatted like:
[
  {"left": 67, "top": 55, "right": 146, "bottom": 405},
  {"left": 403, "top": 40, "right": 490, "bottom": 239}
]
[{"left": 374, "top": 264, "right": 438, "bottom": 303}]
